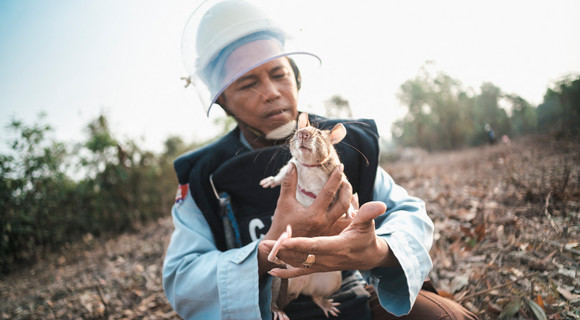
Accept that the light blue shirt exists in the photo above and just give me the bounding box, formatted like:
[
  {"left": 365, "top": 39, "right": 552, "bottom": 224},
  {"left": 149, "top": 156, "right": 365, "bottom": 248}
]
[{"left": 162, "top": 165, "right": 434, "bottom": 319}]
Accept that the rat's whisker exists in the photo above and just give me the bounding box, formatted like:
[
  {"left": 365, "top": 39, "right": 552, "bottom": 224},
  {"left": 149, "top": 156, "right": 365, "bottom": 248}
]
[
  {"left": 339, "top": 141, "right": 370, "bottom": 166},
  {"left": 250, "top": 88, "right": 274, "bottom": 104}
]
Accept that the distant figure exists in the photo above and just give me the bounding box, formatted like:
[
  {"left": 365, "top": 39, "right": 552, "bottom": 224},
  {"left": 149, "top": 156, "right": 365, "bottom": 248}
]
[
  {"left": 485, "top": 123, "right": 496, "bottom": 144},
  {"left": 502, "top": 134, "right": 511, "bottom": 146}
]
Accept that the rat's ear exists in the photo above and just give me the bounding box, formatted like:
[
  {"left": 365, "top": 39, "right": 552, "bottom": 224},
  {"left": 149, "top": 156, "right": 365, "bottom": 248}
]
[
  {"left": 298, "top": 112, "right": 309, "bottom": 129},
  {"left": 329, "top": 123, "right": 347, "bottom": 144}
]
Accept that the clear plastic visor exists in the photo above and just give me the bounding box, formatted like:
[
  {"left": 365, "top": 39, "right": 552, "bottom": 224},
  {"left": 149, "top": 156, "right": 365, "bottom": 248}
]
[{"left": 189, "top": 38, "right": 320, "bottom": 116}]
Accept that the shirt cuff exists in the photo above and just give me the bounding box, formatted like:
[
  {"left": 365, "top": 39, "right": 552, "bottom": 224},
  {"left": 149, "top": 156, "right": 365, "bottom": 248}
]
[{"left": 360, "top": 233, "right": 432, "bottom": 317}]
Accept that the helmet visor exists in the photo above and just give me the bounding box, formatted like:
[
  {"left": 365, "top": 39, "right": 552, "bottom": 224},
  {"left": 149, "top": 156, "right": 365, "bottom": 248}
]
[{"left": 181, "top": 0, "right": 320, "bottom": 116}]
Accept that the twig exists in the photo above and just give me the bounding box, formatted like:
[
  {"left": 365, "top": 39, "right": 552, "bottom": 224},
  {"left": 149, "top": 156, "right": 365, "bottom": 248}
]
[
  {"left": 456, "top": 273, "right": 538, "bottom": 303},
  {"left": 543, "top": 239, "right": 580, "bottom": 256},
  {"left": 518, "top": 235, "right": 580, "bottom": 255},
  {"left": 96, "top": 285, "right": 109, "bottom": 318},
  {"left": 544, "top": 192, "right": 560, "bottom": 233}
]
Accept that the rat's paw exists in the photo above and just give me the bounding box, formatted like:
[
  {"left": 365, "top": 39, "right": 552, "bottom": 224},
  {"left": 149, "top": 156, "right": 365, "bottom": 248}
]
[
  {"left": 260, "top": 176, "right": 278, "bottom": 188},
  {"left": 312, "top": 297, "right": 341, "bottom": 318},
  {"left": 272, "top": 309, "right": 290, "bottom": 320}
]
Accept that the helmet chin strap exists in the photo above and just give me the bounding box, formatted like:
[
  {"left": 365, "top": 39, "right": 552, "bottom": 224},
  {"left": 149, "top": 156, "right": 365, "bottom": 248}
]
[
  {"left": 236, "top": 116, "right": 296, "bottom": 145},
  {"left": 265, "top": 120, "right": 297, "bottom": 140}
]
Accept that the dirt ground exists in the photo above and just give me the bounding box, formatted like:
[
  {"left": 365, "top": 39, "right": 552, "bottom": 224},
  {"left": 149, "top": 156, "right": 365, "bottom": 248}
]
[
  {"left": 384, "top": 134, "right": 580, "bottom": 319},
  {"left": 1, "top": 134, "right": 578, "bottom": 319}
]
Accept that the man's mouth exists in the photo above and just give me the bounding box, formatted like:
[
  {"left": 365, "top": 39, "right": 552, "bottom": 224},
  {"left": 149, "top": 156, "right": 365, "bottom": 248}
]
[{"left": 265, "top": 108, "right": 288, "bottom": 118}]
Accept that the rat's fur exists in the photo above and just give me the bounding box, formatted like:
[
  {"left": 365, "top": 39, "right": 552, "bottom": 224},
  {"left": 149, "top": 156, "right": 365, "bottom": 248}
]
[{"left": 260, "top": 113, "right": 347, "bottom": 319}]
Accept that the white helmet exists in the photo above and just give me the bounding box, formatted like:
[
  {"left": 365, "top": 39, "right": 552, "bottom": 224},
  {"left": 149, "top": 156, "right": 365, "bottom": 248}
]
[{"left": 181, "top": 0, "right": 320, "bottom": 116}]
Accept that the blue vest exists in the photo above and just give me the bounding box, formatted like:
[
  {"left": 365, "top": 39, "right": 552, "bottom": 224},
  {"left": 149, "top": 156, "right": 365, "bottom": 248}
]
[{"left": 174, "top": 114, "right": 380, "bottom": 251}]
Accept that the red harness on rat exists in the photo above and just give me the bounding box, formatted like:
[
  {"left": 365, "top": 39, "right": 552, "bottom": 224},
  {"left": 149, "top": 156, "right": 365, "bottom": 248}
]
[
  {"left": 298, "top": 185, "right": 317, "bottom": 199},
  {"left": 296, "top": 160, "right": 328, "bottom": 199}
]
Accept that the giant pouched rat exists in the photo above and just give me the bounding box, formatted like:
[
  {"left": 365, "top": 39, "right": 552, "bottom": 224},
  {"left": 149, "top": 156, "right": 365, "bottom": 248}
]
[{"left": 260, "top": 112, "right": 353, "bottom": 319}]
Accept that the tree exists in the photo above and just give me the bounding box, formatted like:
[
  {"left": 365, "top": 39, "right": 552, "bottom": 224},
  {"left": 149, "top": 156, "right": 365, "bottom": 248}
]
[
  {"left": 1, "top": 114, "right": 74, "bottom": 272},
  {"left": 394, "top": 62, "right": 473, "bottom": 151},
  {"left": 0, "top": 113, "right": 178, "bottom": 273},
  {"left": 506, "top": 94, "right": 537, "bottom": 135},
  {"left": 467, "top": 83, "right": 511, "bottom": 145},
  {"left": 536, "top": 74, "right": 580, "bottom": 135},
  {"left": 393, "top": 62, "right": 535, "bottom": 150},
  {"left": 324, "top": 94, "right": 352, "bottom": 119}
]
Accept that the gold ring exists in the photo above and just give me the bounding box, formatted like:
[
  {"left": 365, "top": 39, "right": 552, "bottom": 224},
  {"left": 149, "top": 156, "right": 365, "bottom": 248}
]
[{"left": 302, "top": 254, "right": 316, "bottom": 268}]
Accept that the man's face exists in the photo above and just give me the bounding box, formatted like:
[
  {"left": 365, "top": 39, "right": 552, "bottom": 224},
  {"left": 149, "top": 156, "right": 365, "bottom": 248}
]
[{"left": 218, "top": 57, "right": 299, "bottom": 135}]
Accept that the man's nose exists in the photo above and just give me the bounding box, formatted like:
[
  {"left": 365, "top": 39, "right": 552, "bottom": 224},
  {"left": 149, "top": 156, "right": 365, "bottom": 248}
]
[{"left": 259, "top": 78, "right": 281, "bottom": 103}]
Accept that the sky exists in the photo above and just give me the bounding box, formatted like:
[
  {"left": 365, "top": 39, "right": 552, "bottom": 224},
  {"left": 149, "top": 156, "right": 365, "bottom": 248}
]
[{"left": 1, "top": 0, "right": 579, "bottom": 153}]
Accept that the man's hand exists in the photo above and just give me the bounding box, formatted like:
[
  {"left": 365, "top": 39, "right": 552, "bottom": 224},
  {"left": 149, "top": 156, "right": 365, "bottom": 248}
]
[
  {"left": 257, "top": 162, "right": 354, "bottom": 277},
  {"left": 265, "top": 162, "right": 354, "bottom": 240},
  {"left": 261, "top": 201, "right": 400, "bottom": 279}
]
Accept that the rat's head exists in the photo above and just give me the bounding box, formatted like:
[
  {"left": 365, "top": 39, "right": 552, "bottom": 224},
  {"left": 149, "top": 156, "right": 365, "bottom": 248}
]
[{"left": 289, "top": 113, "right": 347, "bottom": 165}]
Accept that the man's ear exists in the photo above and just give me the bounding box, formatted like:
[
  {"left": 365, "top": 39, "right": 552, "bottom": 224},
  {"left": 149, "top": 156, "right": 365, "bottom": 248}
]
[
  {"left": 287, "top": 57, "right": 301, "bottom": 91},
  {"left": 216, "top": 94, "right": 233, "bottom": 116}
]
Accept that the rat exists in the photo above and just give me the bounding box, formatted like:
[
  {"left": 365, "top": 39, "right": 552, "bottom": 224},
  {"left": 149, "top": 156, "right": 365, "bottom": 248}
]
[{"left": 260, "top": 112, "right": 353, "bottom": 319}]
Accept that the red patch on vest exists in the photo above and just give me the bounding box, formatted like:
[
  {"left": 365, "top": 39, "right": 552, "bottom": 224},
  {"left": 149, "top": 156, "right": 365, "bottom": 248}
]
[{"left": 175, "top": 184, "right": 189, "bottom": 205}]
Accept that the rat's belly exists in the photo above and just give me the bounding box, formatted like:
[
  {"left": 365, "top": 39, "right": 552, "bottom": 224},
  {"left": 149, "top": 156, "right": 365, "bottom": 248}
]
[{"left": 288, "top": 271, "right": 342, "bottom": 297}]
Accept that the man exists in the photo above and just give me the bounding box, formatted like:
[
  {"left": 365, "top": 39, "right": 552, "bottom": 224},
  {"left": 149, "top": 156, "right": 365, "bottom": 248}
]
[{"left": 163, "top": 1, "right": 477, "bottom": 319}]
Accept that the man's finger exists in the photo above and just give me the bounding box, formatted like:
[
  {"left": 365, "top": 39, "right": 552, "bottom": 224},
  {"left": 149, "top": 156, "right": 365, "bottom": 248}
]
[
  {"left": 271, "top": 236, "right": 346, "bottom": 259},
  {"left": 278, "top": 163, "right": 297, "bottom": 200},
  {"left": 351, "top": 193, "right": 359, "bottom": 210},
  {"left": 268, "top": 265, "right": 313, "bottom": 279},
  {"left": 351, "top": 201, "right": 386, "bottom": 228},
  {"left": 327, "top": 179, "right": 353, "bottom": 223},
  {"left": 312, "top": 164, "right": 344, "bottom": 210},
  {"left": 267, "top": 225, "right": 292, "bottom": 264}
]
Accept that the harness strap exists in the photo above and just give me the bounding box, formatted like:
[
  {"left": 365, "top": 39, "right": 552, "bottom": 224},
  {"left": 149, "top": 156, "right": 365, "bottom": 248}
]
[
  {"left": 299, "top": 154, "right": 331, "bottom": 168},
  {"left": 298, "top": 185, "right": 317, "bottom": 199}
]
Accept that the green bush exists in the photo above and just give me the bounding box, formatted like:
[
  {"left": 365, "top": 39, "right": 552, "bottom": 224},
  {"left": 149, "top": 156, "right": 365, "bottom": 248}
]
[{"left": 0, "top": 114, "right": 178, "bottom": 274}]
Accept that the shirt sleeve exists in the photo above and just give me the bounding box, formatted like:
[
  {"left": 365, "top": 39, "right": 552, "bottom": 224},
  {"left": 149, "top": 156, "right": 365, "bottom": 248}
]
[
  {"left": 162, "top": 192, "right": 271, "bottom": 320},
  {"left": 360, "top": 167, "right": 434, "bottom": 317}
]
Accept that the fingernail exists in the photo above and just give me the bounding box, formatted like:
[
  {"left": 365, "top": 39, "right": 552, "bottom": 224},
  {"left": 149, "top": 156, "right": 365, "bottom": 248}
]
[
  {"left": 288, "top": 164, "right": 295, "bottom": 174},
  {"left": 339, "top": 163, "right": 344, "bottom": 172}
]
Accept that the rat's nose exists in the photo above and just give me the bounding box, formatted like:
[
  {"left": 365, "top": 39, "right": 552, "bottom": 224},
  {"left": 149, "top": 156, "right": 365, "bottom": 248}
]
[{"left": 297, "top": 130, "right": 310, "bottom": 142}]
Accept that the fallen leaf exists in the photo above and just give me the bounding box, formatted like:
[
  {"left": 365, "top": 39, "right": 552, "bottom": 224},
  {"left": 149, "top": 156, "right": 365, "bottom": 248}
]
[
  {"left": 474, "top": 222, "right": 486, "bottom": 242},
  {"left": 535, "top": 294, "right": 544, "bottom": 309},
  {"left": 450, "top": 274, "right": 470, "bottom": 293},
  {"left": 557, "top": 286, "right": 580, "bottom": 301},
  {"left": 499, "top": 298, "right": 523, "bottom": 319},
  {"left": 564, "top": 241, "right": 578, "bottom": 250},
  {"left": 437, "top": 289, "right": 455, "bottom": 300},
  {"left": 557, "top": 268, "right": 576, "bottom": 279},
  {"left": 525, "top": 298, "right": 547, "bottom": 320},
  {"left": 486, "top": 301, "right": 502, "bottom": 314}
]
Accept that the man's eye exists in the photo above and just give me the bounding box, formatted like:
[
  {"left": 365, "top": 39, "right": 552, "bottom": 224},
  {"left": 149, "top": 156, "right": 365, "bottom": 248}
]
[
  {"left": 240, "top": 82, "right": 256, "bottom": 90},
  {"left": 273, "top": 72, "right": 288, "bottom": 79}
]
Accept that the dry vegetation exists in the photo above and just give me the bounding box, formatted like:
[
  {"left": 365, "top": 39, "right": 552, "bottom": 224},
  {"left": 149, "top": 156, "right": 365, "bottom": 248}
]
[
  {"left": 1, "top": 134, "right": 578, "bottom": 319},
  {"left": 386, "top": 134, "right": 579, "bottom": 319}
]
